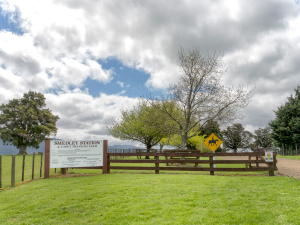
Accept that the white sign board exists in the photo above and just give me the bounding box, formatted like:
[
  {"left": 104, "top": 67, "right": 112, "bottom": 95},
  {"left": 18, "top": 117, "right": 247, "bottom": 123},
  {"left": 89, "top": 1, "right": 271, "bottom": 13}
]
[
  {"left": 50, "top": 140, "right": 103, "bottom": 168},
  {"left": 265, "top": 151, "right": 273, "bottom": 162}
]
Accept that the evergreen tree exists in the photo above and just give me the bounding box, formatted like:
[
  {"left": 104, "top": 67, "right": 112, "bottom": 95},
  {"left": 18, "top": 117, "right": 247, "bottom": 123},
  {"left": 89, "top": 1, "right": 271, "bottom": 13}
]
[
  {"left": 222, "top": 123, "right": 254, "bottom": 153},
  {"left": 0, "top": 91, "right": 60, "bottom": 154},
  {"left": 269, "top": 86, "right": 300, "bottom": 146}
]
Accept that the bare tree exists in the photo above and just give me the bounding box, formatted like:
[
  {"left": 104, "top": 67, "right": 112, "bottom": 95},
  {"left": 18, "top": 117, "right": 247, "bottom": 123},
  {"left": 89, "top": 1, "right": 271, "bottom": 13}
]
[{"left": 151, "top": 47, "right": 254, "bottom": 150}]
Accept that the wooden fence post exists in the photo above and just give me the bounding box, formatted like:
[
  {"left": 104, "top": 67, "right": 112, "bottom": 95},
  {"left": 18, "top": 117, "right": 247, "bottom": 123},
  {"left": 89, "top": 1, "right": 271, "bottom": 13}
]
[
  {"left": 11, "top": 154, "right": 15, "bottom": 187},
  {"left": 209, "top": 155, "right": 214, "bottom": 175},
  {"left": 0, "top": 155, "right": 2, "bottom": 188},
  {"left": 155, "top": 155, "right": 159, "bottom": 174},
  {"left": 102, "top": 140, "right": 108, "bottom": 174},
  {"left": 107, "top": 155, "right": 110, "bottom": 174},
  {"left": 268, "top": 162, "right": 274, "bottom": 176},
  {"left": 32, "top": 153, "right": 35, "bottom": 180},
  {"left": 44, "top": 140, "right": 50, "bottom": 178},
  {"left": 40, "top": 153, "right": 43, "bottom": 177},
  {"left": 22, "top": 154, "right": 25, "bottom": 181}
]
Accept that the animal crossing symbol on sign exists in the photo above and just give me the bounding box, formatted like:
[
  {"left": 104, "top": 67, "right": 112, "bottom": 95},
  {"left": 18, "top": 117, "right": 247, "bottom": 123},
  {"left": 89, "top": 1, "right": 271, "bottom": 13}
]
[{"left": 204, "top": 133, "right": 223, "bottom": 152}]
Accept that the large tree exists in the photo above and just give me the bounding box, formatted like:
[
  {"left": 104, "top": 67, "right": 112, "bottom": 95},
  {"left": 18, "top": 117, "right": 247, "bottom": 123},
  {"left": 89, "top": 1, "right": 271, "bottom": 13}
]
[
  {"left": 254, "top": 126, "right": 273, "bottom": 148},
  {"left": 222, "top": 123, "right": 254, "bottom": 153},
  {"left": 0, "top": 91, "right": 60, "bottom": 154},
  {"left": 269, "top": 86, "right": 300, "bottom": 146},
  {"left": 151, "top": 47, "right": 254, "bottom": 150},
  {"left": 107, "top": 99, "right": 170, "bottom": 158}
]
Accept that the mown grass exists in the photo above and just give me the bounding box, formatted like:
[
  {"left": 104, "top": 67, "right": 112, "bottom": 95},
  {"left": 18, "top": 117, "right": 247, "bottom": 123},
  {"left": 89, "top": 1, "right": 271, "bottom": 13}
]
[
  {"left": 276, "top": 155, "right": 300, "bottom": 160},
  {"left": 1, "top": 155, "right": 272, "bottom": 189},
  {"left": 0, "top": 173, "right": 299, "bottom": 224}
]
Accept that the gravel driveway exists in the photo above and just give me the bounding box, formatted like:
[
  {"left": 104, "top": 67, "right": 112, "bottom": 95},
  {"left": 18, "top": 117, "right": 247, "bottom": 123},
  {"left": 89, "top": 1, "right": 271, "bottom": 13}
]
[
  {"left": 276, "top": 158, "right": 300, "bottom": 180},
  {"left": 217, "top": 156, "right": 300, "bottom": 180}
]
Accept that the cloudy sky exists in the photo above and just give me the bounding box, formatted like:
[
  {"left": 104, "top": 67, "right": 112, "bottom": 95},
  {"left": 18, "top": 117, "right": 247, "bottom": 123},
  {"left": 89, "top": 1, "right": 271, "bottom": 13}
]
[{"left": 0, "top": 0, "right": 300, "bottom": 147}]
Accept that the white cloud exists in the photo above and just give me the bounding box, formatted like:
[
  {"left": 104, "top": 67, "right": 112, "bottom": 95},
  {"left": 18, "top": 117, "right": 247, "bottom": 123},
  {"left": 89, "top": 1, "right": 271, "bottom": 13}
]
[
  {"left": 116, "top": 81, "right": 124, "bottom": 87},
  {"left": 45, "top": 90, "right": 139, "bottom": 141},
  {"left": 1, "top": 0, "right": 300, "bottom": 145}
]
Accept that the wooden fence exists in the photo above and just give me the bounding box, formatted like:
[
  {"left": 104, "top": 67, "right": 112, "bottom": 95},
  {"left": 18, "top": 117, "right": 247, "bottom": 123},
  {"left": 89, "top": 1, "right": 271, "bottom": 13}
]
[
  {"left": 106, "top": 152, "right": 277, "bottom": 176},
  {"left": 0, "top": 153, "right": 43, "bottom": 188}
]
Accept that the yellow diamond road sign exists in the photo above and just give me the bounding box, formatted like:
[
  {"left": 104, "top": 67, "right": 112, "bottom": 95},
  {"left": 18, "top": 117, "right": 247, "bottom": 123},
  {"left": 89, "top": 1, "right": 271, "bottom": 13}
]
[{"left": 203, "top": 133, "right": 223, "bottom": 152}]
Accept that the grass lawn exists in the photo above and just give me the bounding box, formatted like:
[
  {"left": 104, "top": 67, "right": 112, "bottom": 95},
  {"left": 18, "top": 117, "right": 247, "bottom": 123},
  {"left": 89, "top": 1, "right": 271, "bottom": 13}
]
[
  {"left": 0, "top": 173, "right": 299, "bottom": 224},
  {"left": 276, "top": 155, "right": 300, "bottom": 160},
  {"left": 1, "top": 155, "right": 272, "bottom": 189}
]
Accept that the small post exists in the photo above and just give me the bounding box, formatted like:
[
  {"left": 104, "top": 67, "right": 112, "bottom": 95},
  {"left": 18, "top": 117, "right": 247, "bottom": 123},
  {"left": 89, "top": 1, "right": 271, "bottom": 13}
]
[
  {"left": 40, "top": 153, "right": 43, "bottom": 177},
  {"left": 32, "top": 153, "right": 35, "bottom": 179},
  {"left": 61, "top": 168, "right": 67, "bottom": 175},
  {"left": 256, "top": 155, "right": 259, "bottom": 168},
  {"left": 155, "top": 155, "right": 159, "bottom": 174},
  {"left": 209, "top": 155, "right": 214, "bottom": 175},
  {"left": 0, "top": 155, "right": 2, "bottom": 188},
  {"left": 11, "top": 154, "right": 15, "bottom": 187},
  {"left": 22, "top": 153, "right": 25, "bottom": 181},
  {"left": 55, "top": 168, "right": 56, "bottom": 173}
]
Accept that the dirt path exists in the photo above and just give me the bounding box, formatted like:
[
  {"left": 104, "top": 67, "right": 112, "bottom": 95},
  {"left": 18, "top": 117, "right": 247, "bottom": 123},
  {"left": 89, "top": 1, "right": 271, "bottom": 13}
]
[
  {"left": 276, "top": 158, "right": 300, "bottom": 179},
  {"left": 217, "top": 157, "right": 300, "bottom": 180}
]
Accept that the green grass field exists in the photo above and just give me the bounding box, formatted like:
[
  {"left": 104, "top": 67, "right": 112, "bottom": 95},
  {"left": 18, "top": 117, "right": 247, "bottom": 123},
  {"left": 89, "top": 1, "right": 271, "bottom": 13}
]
[
  {"left": 1, "top": 155, "right": 273, "bottom": 189},
  {"left": 0, "top": 155, "right": 298, "bottom": 224},
  {"left": 276, "top": 155, "right": 300, "bottom": 160},
  {"left": 0, "top": 173, "right": 299, "bottom": 224}
]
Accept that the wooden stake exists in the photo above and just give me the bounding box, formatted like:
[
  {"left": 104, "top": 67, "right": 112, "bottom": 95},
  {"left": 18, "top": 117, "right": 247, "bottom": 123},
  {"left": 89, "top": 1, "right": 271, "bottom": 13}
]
[
  {"left": 22, "top": 154, "right": 25, "bottom": 181},
  {"left": 61, "top": 168, "right": 67, "bottom": 175},
  {"left": 40, "top": 153, "right": 43, "bottom": 177},
  {"left": 0, "top": 155, "right": 2, "bottom": 188},
  {"left": 209, "top": 155, "right": 214, "bottom": 175},
  {"left": 11, "top": 154, "right": 15, "bottom": 187},
  {"left": 155, "top": 155, "right": 159, "bottom": 174},
  {"left": 32, "top": 153, "right": 35, "bottom": 180}
]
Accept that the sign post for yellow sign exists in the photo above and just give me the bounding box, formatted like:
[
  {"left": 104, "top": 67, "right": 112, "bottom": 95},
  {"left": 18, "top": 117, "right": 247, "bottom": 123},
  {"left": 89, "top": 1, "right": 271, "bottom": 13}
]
[{"left": 203, "top": 133, "right": 223, "bottom": 152}]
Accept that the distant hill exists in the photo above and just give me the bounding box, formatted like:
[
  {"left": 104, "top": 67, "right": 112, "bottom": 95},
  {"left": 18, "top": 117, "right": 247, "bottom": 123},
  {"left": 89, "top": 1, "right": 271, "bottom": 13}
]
[
  {"left": 0, "top": 139, "right": 45, "bottom": 155},
  {"left": 0, "top": 140, "right": 139, "bottom": 155},
  {"left": 108, "top": 145, "right": 139, "bottom": 149}
]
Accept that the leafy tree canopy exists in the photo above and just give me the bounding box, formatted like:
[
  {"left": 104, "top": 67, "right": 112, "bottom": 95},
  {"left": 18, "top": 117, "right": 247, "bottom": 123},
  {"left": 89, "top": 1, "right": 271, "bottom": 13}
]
[
  {"left": 254, "top": 126, "right": 273, "bottom": 148},
  {"left": 159, "top": 127, "right": 206, "bottom": 150},
  {"left": 106, "top": 99, "right": 170, "bottom": 155},
  {"left": 269, "top": 86, "right": 300, "bottom": 146},
  {"left": 222, "top": 123, "right": 254, "bottom": 153},
  {"left": 0, "top": 91, "right": 60, "bottom": 154}
]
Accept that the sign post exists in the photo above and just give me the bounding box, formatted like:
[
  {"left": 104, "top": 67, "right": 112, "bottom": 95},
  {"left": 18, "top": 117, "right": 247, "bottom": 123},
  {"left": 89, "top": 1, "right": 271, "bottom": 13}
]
[
  {"left": 204, "top": 133, "right": 223, "bottom": 171},
  {"left": 44, "top": 140, "right": 107, "bottom": 178}
]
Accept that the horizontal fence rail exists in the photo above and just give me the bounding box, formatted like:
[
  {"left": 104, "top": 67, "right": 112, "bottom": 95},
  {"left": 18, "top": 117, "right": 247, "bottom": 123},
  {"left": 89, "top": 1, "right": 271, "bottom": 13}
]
[{"left": 106, "top": 152, "right": 277, "bottom": 176}]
